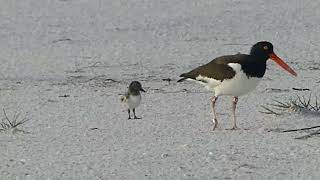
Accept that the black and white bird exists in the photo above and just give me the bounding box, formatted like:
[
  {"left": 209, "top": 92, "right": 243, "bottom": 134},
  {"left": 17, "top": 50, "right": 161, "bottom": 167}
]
[
  {"left": 178, "top": 41, "right": 297, "bottom": 130},
  {"left": 121, "top": 81, "right": 146, "bottom": 119}
]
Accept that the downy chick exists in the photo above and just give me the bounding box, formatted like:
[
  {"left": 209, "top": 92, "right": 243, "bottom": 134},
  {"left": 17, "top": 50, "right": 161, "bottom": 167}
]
[{"left": 121, "top": 81, "right": 146, "bottom": 119}]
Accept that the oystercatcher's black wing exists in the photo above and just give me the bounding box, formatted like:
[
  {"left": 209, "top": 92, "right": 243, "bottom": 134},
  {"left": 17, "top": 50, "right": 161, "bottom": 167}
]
[{"left": 178, "top": 54, "right": 248, "bottom": 82}]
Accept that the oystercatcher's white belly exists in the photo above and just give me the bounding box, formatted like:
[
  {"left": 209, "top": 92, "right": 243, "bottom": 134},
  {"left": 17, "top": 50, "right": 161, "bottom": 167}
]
[
  {"left": 214, "top": 63, "right": 261, "bottom": 96},
  {"left": 191, "top": 63, "right": 261, "bottom": 96}
]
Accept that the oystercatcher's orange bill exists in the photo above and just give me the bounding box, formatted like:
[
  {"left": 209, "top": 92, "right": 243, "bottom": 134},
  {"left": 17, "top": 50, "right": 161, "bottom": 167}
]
[{"left": 269, "top": 53, "right": 297, "bottom": 77}]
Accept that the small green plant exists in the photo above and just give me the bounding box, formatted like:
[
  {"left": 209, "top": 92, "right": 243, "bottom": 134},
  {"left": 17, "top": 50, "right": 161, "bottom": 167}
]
[
  {"left": 0, "top": 109, "right": 29, "bottom": 132},
  {"left": 260, "top": 95, "right": 320, "bottom": 115}
]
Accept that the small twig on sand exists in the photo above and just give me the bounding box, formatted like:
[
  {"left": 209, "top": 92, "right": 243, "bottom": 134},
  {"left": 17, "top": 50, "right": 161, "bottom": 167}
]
[
  {"left": 295, "top": 130, "right": 320, "bottom": 140},
  {"left": 282, "top": 125, "right": 320, "bottom": 140},
  {"left": 282, "top": 125, "right": 320, "bottom": 132},
  {"left": 52, "top": 38, "right": 72, "bottom": 43},
  {"left": 58, "top": 94, "right": 70, "bottom": 98},
  {"left": 292, "top": 88, "right": 310, "bottom": 91}
]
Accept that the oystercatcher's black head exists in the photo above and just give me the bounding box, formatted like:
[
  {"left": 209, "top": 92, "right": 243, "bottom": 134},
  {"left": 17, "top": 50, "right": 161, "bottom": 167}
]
[
  {"left": 250, "top": 41, "right": 274, "bottom": 59},
  {"left": 251, "top": 41, "right": 297, "bottom": 77},
  {"left": 129, "top": 81, "right": 146, "bottom": 93}
]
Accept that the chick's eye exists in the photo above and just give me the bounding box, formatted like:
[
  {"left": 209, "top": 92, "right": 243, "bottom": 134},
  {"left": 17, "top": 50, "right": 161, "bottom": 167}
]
[{"left": 263, "top": 46, "right": 268, "bottom": 50}]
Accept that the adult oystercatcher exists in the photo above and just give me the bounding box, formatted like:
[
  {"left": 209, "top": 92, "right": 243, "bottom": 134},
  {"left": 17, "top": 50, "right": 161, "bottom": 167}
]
[
  {"left": 178, "top": 41, "right": 297, "bottom": 130},
  {"left": 121, "top": 81, "right": 146, "bottom": 119}
]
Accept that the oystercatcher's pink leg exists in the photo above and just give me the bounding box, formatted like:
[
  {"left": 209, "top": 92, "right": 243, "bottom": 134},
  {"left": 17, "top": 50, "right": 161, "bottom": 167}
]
[
  {"left": 211, "top": 96, "right": 218, "bottom": 130},
  {"left": 229, "top": 96, "right": 239, "bottom": 130}
]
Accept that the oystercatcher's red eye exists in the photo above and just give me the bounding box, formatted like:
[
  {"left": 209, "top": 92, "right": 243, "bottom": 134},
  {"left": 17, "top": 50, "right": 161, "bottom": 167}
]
[{"left": 263, "top": 46, "right": 268, "bottom": 50}]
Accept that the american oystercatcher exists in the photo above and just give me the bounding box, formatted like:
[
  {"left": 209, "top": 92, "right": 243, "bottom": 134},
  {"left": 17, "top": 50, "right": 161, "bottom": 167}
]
[
  {"left": 178, "top": 41, "right": 297, "bottom": 130},
  {"left": 121, "top": 81, "right": 146, "bottom": 119}
]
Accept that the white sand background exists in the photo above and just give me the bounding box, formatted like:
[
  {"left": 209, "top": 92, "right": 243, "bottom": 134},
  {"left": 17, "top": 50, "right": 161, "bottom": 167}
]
[{"left": 0, "top": 0, "right": 320, "bottom": 179}]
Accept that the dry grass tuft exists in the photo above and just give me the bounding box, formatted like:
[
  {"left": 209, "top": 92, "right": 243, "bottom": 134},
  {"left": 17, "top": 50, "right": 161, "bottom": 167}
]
[
  {"left": 0, "top": 109, "right": 29, "bottom": 133},
  {"left": 260, "top": 94, "right": 320, "bottom": 115}
]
